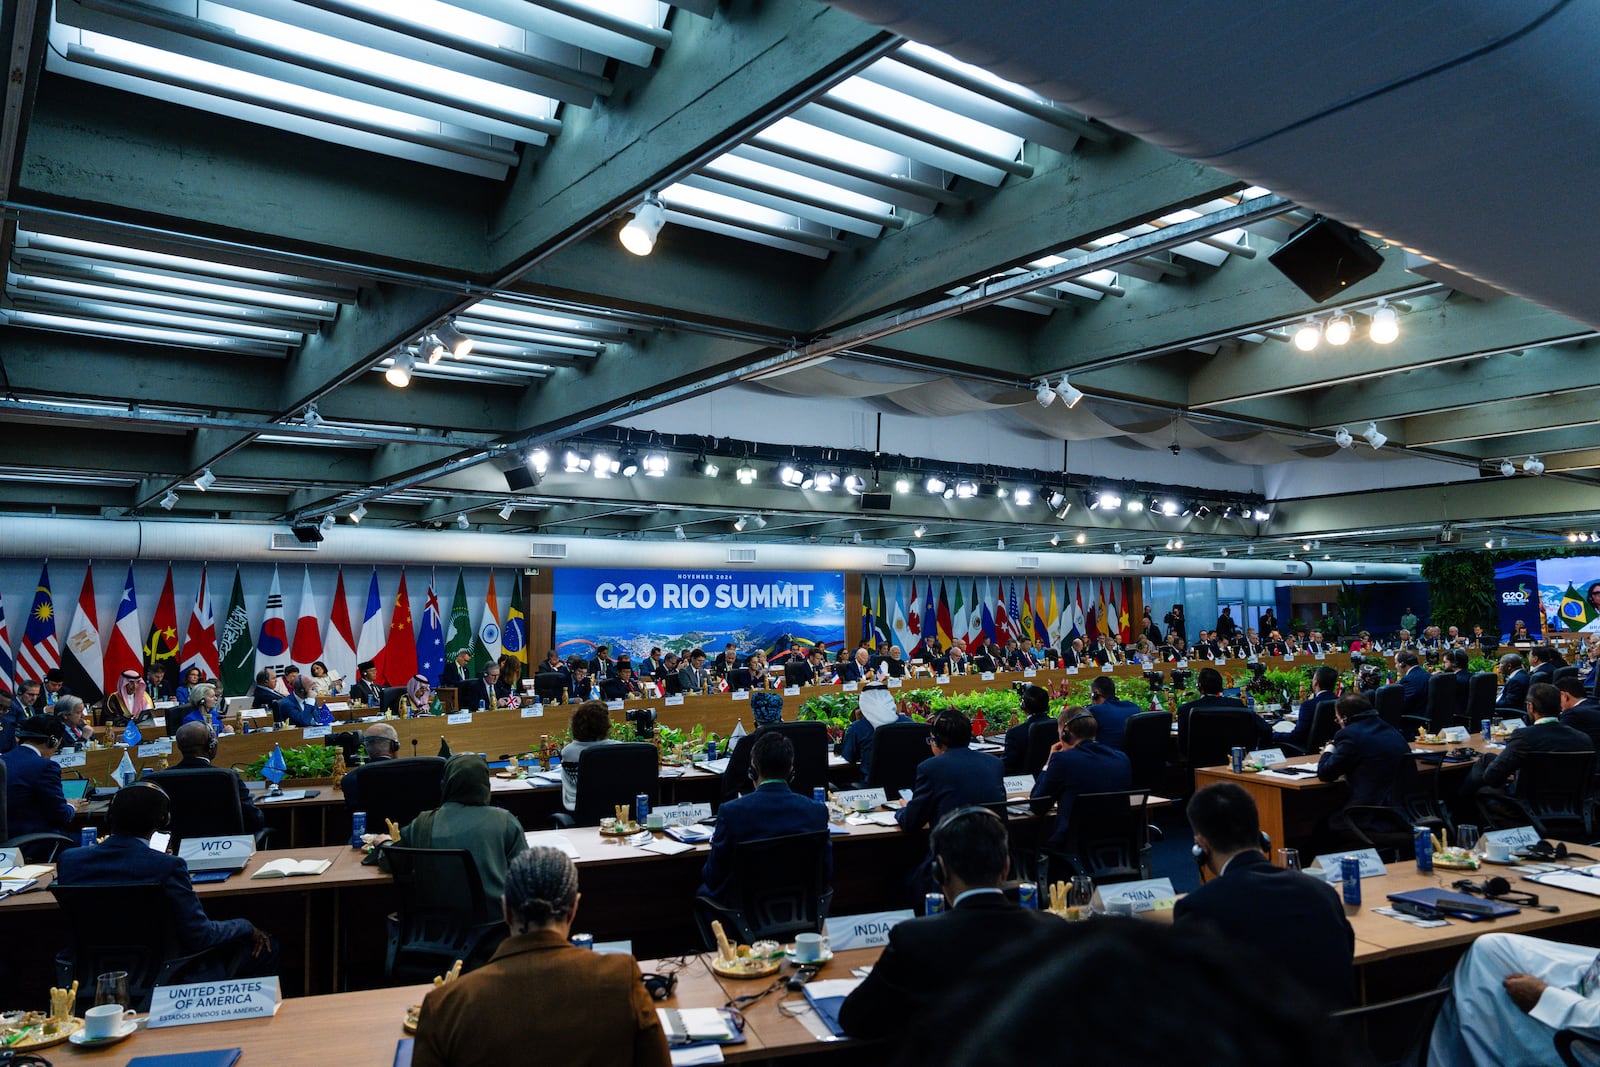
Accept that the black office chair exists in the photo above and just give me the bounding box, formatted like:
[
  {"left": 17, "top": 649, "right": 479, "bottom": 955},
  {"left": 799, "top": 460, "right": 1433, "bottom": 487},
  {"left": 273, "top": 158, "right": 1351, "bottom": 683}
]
[
  {"left": 52, "top": 882, "right": 252, "bottom": 1012},
  {"left": 1368, "top": 684, "right": 1404, "bottom": 733},
  {"left": 1332, "top": 986, "right": 1451, "bottom": 1067},
  {"left": 864, "top": 722, "right": 931, "bottom": 797},
  {"left": 1555, "top": 665, "right": 1582, "bottom": 684},
  {"left": 1037, "top": 789, "right": 1150, "bottom": 886},
  {"left": 693, "top": 830, "right": 832, "bottom": 949},
  {"left": 1395, "top": 755, "right": 1455, "bottom": 837},
  {"left": 662, "top": 675, "right": 683, "bottom": 696},
  {"left": 343, "top": 756, "right": 446, "bottom": 830},
  {"left": 1185, "top": 707, "right": 1266, "bottom": 770},
  {"left": 1421, "top": 673, "right": 1460, "bottom": 734},
  {"left": 724, "top": 668, "right": 752, "bottom": 692},
  {"left": 1559, "top": 1028, "right": 1600, "bottom": 1067},
  {"left": 532, "top": 672, "right": 567, "bottom": 702},
  {"left": 1022, "top": 718, "right": 1060, "bottom": 779},
  {"left": 381, "top": 846, "right": 508, "bottom": 983},
  {"left": 0, "top": 759, "right": 76, "bottom": 862},
  {"left": 1120, "top": 712, "right": 1171, "bottom": 793},
  {"left": 146, "top": 767, "right": 271, "bottom": 847},
  {"left": 1341, "top": 805, "right": 1418, "bottom": 862},
  {"left": 782, "top": 661, "right": 811, "bottom": 687},
  {"left": 548, "top": 742, "right": 660, "bottom": 828},
  {"left": 1462, "top": 672, "right": 1499, "bottom": 730},
  {"left": 1511, "top": 750, "right": 1596, "bottom": 840},
  {"left": 379, "top": 686, "right": 406, "bottom": 715},
  {"left": 324, "top": 730, "right": 362, "bottom": 762},
  {"left": 764, "top": 721, "right": 831, "bottom": 795}
]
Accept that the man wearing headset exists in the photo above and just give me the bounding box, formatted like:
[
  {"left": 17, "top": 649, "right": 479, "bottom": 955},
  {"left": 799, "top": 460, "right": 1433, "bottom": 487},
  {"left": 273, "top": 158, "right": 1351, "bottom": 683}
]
[
  {"left": 1029, "top": 709, "right": 1132, "bottom": 850},
  {"left": 697, "top": 731, "right": 830, "bottom": 904},
  {"left": 1176, "top": 783, "right": 1353, "bottom": 1009},
  {"left": 838, "top": 806, "right": 1058, "bottom": 1040},
  {"left": 56, "top": 782, "right": 276, "bottom": 977},
  {"left": 162, "top": 721, "right": 265, "bottom": 832},
  {"left": 339, "top": 722, "right": 402, "bottom": 815}
]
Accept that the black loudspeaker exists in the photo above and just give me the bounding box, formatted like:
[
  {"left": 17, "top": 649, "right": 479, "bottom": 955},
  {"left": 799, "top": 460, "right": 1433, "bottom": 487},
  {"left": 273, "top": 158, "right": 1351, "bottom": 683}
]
[
  {"left": 859, "top": 492, "right": 893, "bottom": 511},
  {"left": 502, "top": 465, "right": 539, "bottom": 492},
  {"left": 1267, "top": 216, "right": 1383, "bottom": 302},
  {"left": 290, "top": 523, "right": 324, "bottom": 543}
]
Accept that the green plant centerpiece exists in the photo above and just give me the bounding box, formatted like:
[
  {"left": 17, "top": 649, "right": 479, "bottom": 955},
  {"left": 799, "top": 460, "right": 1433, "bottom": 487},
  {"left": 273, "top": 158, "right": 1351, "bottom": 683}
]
[{"left": 243, "top": 744, "right": 340, "bottom": 781}]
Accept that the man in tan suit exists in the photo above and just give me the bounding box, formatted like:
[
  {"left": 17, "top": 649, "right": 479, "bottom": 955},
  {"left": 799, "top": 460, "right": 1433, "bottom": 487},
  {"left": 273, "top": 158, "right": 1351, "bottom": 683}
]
[{"left": 414, "top": 847, "right": 670, "bottom": 1067}]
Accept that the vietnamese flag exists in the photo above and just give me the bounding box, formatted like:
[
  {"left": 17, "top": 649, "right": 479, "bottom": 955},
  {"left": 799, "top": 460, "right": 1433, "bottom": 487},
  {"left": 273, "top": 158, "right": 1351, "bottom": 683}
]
[{"left": 374, "top": 570, "right": 418, "bottom": 686}]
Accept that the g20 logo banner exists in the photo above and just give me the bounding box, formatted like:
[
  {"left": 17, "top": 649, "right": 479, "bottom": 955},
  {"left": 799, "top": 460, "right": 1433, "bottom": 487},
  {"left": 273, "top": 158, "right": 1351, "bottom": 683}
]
[{"left": 551, "top": 568, "right": 846, "bottom": 658}]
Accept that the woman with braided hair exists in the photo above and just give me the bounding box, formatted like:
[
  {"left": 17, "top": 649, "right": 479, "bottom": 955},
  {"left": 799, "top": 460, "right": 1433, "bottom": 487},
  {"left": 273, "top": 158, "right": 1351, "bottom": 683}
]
[{"left": 413, "top": 847, "right": 671, "bottom": 1067}]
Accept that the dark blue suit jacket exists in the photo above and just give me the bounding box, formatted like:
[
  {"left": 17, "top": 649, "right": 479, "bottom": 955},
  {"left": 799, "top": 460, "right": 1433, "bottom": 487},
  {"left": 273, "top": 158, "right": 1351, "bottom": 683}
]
[
  {"left": 698, "top": 781, "right": 829, "bottom": 902},
  {"left": 895, "top": 746, "right": 1004, "bottom": 831},
  {"left": 1088, "top": 698, "right": 1142, "bottom": 750},
  {"left": 276, "top": 694, "right": 318, "bottom": 728},
  {"left": 1498, "top": 669, "right": 1531, "bottom": 712},
  {"left": 1003, "top": 713, "right": 1053, "bottom": 775},
  {"left": 1315, "top": 712, "right": 1410, "bottom": 809},
  {"left": 1283, "top": 693, "right": 1336, "bottom": 752},
  {"left": 1561, "top": 699, "right": 1600, "bottom": 752},
  {"left": 57, "top": 835, "right": 254, "bottom": 963},
  {"left": 1400, "top": 666, "right": 1431, "bottom": 717},
  {"left": 1173, "top": 850, "right": 1354, "bottom": 1008},
  {"left": 0, "top": 706, "right": 23, "bottom": 754},
  {"left": 1030, "top": 740, "right": 1132, "bottom": 846},
  {"left": 837, "top": 660, "right": 868, "bottom": 684},
  {"left": 1, "top": 742, "right": 74, "bottom": 837}
]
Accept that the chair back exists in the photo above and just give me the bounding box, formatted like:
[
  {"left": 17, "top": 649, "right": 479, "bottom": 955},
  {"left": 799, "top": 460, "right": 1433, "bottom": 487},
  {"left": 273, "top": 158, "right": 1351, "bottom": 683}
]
[
  {"left": 1518, "top": 750, "right": 1597, "bottom": 834},
  {"left": 724, "top": 668, "right": 752, "bottom": 691},
  {"left": 52, "top": 882, "right": 249, "bottom": 1012},
  {"left": 0, "top": 757, "right": 8, "bottom": 840},
  {"left": 381, "top": 846, "right": 507, "bottom": 982},
  {"left": 379, "top": 686, "right": 406, "bottom": 714},
  {"left": 783, "top": 661, "right": 810, "bottom": 686},
  {"left": 1555, "top": 665, "right": 1582, "bottom": 683},
  {"left": 1373, "top": 685, "right": 1406, "bottom": 732},
  {"left": 1186, "top": 706, "right": 1263, "bottom": 768},
  {"left": 324, "top": 731, "right": 362, "bottom": 761},
  {"left": 1121, "top": 712, "right": 1171, "bottom": 792},
  {"left": 346, "top": 756, "right": 446, "bottom": 828},
  {"left": 1022, "top": 719, "right": 1060, "bottom": 779},
  {"left": 1463, "top": 672, "right": 1499, "bottom": 726},
  {"left": 532, "top": 673, "right": 567, "bottom": 701},
  {"left": 764, "top": 722, "right": 831, "bottom": 794},
  {"left": 1332, "top": 986, "right": 1451, "bottom": 1067},
  {"left": 1304, "top": 697, "right": 1340, "bottom": 750},
  {"left": 1342, "top": 805, "right": 1418, "bottom": 862},
  {"left": 1424, "top": 673, "right": 1459, "bottom": 733},
  {"left": 145, "top": 768, "right": 248, "bottom": 843},
  {"left": 864, "top": 722, "right": 931, "bottom": 795},
  {"left": 1051, "top": 790, "right": 1150, "bottom": 884},
  {"left": 572, "top": 743, "right": 661, "bottom": 826},
  {"left": 711, "top": 830, "right": 832, "bottom": 944}
]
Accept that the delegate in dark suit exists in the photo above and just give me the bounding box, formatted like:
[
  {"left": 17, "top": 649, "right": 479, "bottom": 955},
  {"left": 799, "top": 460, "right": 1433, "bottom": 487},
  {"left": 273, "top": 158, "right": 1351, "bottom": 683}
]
[
  {"left": 1003, "top": 712, "right": 1053, "bottom": 775},
  {"left": 250, "top": 683, "right": 280, "bottom": 709},
  {"left": 1174, "top": 850, "right": 1354, "bottom": 1008},
  {"left": 456, "top": 678, "right": 494, "bottom": 710},
  {"left": 414, "top": 928, "right": 670, "bottom": 1067},
  {"left": 838, "top": 893, "right": 1060, "bottom": 1039},
  {"left": 0, "top": 742, "right": 75, "bottom": 839},
  {"left": 1478, "top": 719, "right": 1594, "bottom": 791},
  {"left": 348, "top": 678, "right": 383, "bottom": 706},
  {"left": 1561, "top": 698, "right": 1600, "bottom": 752},
  {"left": 896, "top": 747, "right": 1003, "bottom": 831},
  {"left": 1088, "top": 697, "right": 1142, "bottom": 750},
  {"left": 276, "top": 692, "right": 319, "bottom": 728},
  {"left": 1316, "top": 710, "right": 1411, "bottom": 816},
  {"left": 1030, "top": 741, "right": 1132, "bottom": 847},
  {"left": 836, "top": 659, "right": 868, "bottom": 684},
  {"left": 169, "top": 755, "right": 266, "bottom": 832},
  {"left": 1400, "top": 665, "right": 1432, "bottom": 718},
  {"left": 1282, "top": 694, "right": 1335, "bottom": 752},
  {"left": 56, "top": 835, "right": 255, "bottom": 971},
  {"left": 1497, "top": 669, "right": 1531, "bottom": 712},
  {"left": 698, "top": 780, "right": 829, "bottom": 902}
]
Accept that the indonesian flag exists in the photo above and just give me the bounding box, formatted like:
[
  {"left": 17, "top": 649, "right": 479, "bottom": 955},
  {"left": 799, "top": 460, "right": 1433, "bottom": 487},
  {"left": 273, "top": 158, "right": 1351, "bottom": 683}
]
[
  {"left": 322, "top": 568, "right": 359, "bottom": 685},
  {"left": 103, "top": 565, "right": 144, "bottom": 683},
  {"left": 179, "top": 565, "right": 219, "bottom": 682},
  {"left": 254, "top": 566, "right": 290, "bottom": 676},
  {"left": 290, "top": 566, "right": 323, "bottom": 672},
  {"left": 61, "top": 565, "right": 105, "bottom": 703},
  {"left": 374, "top": 570, "right": 418, "bottom": 686}
]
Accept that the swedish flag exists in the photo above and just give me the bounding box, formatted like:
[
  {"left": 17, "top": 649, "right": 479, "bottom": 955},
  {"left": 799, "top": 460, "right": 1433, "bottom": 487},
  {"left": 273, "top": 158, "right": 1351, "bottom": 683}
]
[{"left": 1558, "top": 583, "right": 1596, "bottom": 631}]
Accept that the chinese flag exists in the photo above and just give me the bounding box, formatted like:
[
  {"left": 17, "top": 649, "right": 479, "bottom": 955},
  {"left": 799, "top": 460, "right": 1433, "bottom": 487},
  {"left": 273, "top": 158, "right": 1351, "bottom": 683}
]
[{"left": 373, "top": 570, "right": 419, "bottom": 686}]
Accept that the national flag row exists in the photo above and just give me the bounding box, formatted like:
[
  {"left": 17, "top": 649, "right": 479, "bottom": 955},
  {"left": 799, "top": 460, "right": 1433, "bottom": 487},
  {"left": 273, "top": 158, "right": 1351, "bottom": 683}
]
[
  {"left": 857, "top": 575, "right": 1135, "bottom": 656},
  {"left": 0, "top": 563, "right": 527, "bottom": 700}
]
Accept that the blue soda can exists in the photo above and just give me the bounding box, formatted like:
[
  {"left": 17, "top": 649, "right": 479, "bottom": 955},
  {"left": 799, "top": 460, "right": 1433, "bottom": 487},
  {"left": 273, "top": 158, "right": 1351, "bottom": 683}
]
[
  {"left": 570, "top": 933, "right": 594, "bottom": 950},
  {"left": 1481, "top": 719, "right": 1492, "bottom": 737},
  {"left": 706, "top": 740, "right": 717, "bottom": 761},
  {"left": 81, "top": 826, "right": 97, "bottom": 848},
  {"left": 350, "top": 811, "right": 367, "bottom": 848},
  {"left": 1414, "top": 826, "right": 1433, "bottom": 872},
  {"left": 1018, "top": 882, "right": 1038, "bottom": 909},
  {"left": 635, "top": 793, "right": 650, "bottom": 823},
  {"left": 1341, "top": 855, "right": 1362, "bottom": 906},
  {"left": 813, "top": 786, "right": 827, "bottom": 805},
  {"left": 1230, "top": 746, "right": 1245, "bottom": 773},
  {"left": 924, "top": 892, "right": 945, "bottom": 916}
]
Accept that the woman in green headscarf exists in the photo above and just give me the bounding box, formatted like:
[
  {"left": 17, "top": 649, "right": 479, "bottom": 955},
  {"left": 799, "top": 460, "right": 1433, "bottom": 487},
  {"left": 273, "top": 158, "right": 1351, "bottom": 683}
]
[{"left": 398, "top": 754, "right": 527, "bottom": 902}]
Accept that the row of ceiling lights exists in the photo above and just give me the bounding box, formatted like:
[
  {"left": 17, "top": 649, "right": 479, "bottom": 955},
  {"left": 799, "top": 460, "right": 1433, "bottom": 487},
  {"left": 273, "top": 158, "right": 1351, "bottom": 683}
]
[
  {"left": 382, "top": 321, "right": 475, "bottom": 387},
  {"left": 1292, "top": 300, "right": 1401, "bottom": 351}
]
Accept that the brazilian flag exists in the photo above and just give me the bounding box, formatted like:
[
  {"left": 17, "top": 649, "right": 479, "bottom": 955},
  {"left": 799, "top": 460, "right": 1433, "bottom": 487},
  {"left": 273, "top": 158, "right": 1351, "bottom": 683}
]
[{"left": 1558, "top": 583, "right": 1597, "bottom": 631}]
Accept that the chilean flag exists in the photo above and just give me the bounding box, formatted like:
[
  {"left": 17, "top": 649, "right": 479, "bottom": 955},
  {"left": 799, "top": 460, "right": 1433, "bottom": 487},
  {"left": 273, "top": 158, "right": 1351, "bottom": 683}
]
[
  {"left": 290, "top": 567, "right": 323, "bottom": 672},
  {"left": 254, "top": 566, "right": 290, "bottom": 676},
  {"left": 103, "top": 565, "right": 144, "bottom": 683}
]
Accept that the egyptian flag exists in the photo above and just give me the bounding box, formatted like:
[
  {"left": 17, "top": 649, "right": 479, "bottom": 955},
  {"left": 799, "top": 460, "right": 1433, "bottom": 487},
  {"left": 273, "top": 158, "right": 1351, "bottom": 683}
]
[{"left": 61, "top": 565, "right": 105, "bottom": 702}]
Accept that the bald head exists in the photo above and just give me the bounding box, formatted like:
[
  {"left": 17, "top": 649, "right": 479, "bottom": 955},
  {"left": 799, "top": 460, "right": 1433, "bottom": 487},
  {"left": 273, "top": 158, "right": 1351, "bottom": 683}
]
[
  {"left": 175, "top": 720, "right": 217, "bottom": 758},
  {"left": 363, "top": 722, "right": 400, "bottom": 758}
]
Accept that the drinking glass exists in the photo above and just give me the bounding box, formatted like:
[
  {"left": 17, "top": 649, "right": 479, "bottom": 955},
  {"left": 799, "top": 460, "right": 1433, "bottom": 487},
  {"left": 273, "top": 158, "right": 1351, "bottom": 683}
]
[
  {"left": 1069, "top": 875, "right": 1095, "bottom": 908},
  {"left": 94, "top": 971, "right": 128, "bottom": 1010},
  {"left": 1277, "top": 848, "right": 1301, "bottom": 871},
  {"left": 1457, "top": 824, "right": 1481, "bottom": 854}
]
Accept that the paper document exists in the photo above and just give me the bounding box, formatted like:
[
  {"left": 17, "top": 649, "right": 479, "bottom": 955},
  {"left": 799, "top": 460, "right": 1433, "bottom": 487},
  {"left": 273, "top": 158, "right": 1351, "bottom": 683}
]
[
  {"left": 696, "top": 758, "right": 733, "bottom": 775},
  {"left": 524, "top": 832, "right": 581, "bottom": 859},
  {"left": 640, "top": 838, "right": 695, "bottom": 857}
]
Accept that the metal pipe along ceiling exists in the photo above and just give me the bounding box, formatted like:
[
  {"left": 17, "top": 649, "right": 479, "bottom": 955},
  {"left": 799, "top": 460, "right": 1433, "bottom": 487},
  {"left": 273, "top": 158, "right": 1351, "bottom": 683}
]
[{"left": 0, "top": 517, "right": 1422, "bottom": 581}]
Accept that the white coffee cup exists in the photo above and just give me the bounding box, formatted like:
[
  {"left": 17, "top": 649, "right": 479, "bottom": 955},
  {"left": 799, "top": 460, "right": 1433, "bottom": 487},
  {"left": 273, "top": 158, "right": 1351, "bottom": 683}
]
[
  {"left": 1485, "top": 839, "right": 1513, "bottom": 862},
  {"left": 83, "top": 1004, "right": 136, "bottom": 1039},
  {"left": 793, "top": 932, "right": 828, "bottom": 962}
]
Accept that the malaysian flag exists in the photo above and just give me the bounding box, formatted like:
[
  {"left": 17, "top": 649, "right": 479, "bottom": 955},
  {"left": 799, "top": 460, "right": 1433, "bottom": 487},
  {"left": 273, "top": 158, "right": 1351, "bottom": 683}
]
[{"left": 17, "top": 564, "right": 60, "bottom": 682}]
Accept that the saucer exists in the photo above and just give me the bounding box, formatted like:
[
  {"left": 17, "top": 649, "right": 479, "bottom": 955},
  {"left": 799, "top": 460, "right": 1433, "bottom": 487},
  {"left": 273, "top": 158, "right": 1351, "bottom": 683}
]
[{"left": 69, "top": 1018, "right": 137, "bottom": 1046}]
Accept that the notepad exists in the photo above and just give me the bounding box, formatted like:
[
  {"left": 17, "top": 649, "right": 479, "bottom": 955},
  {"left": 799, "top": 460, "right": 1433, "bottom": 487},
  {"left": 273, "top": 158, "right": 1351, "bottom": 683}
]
[
  {"left": 249, "top": 858, "right": 332, "bottom": 879},
  {"left": 658, "top": 1008, "right": 738, "bottom": 1045},
  {"left": 640, "top": 838, "right": 695, "bottom": 856}
]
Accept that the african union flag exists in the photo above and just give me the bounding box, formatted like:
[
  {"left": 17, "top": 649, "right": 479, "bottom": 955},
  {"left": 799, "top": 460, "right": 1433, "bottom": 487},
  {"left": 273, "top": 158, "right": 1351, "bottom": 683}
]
[{"left": 1558, "top": 583, "right": 1597, "bottom": 631}]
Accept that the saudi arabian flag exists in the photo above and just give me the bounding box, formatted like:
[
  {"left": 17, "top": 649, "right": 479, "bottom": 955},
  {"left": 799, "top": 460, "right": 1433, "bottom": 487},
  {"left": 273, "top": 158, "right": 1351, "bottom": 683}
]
[
  {"left": 445, "top": 571, "right": 473, "bottom": 664},
  {"left": 218, "top": 567, "right": 255, "bottom": 696},
  {"left": 1558, "top": 583, "right": 1597, "bottom": 631}
]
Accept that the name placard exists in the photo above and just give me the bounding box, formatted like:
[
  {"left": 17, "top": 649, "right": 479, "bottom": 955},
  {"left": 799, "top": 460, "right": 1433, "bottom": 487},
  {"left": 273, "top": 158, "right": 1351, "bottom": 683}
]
[
  {"left": 521, "top": 704, "right": 544, "bottom": 719},
  {"left": 1094, "top": 878, "right": 1177, "bottom": 914},
  {"left": 825, "top": 910, "right": 914, "bottom": 951},
  {"left": 0, "top": 847, "right": 23, "bottom": 868},
  {"left": 980, "top": 672, "right": 995, "bottom": 681},
  {"left": 664, "top": 695, "right": 685, "bottom": 706},
  {"left": 1311, "top": 848, "right": 1387, "bottom": 880},
  {"left": 148, "top": 977, "right": 281, "bottom": 1029},
  {"left": 137, "top": 739, "right": 173, "bottom": 758},
  {"left": 730, "top": 691, "right": 749, "bottom": 702},
  {"left": 841, "top": 682, "right": 859, "bottom": 692},
  {"left": 784, "top": 686, "right": 800, "bottom": 696},
  {"left": 832, "top": 787, "right": 888, "bottom": 809},
  {"left": 302, "top": 725, "right": 332, "bottom": 739},
  {"left": 1066, "top": 667, "right": 1079, "bottom": 675},
  {"left": 53, "top": 750, "right": 87, "bottom": 768},
  {"left": 651, "top": 802, "right": 713, "bottom": 826},
  {"left": 1484, "top": 825, "right": 1540, "bottom": 848},
  {"left": 1023, "top": 668, "right": 1037, "bottom": 678},
  {"left": 1003, "top": 774, "right": 1036, "bottom": 796},
  {"left": 1099, "top": 664, "right": 1113, "bottom": 673},
  {"left": 606, "top": 700, "right": 626, "bottom": 711},
  {"left": 447, "top": 712, "right": 473, "bottom": 726},
  {"left": 935, "top": 675, "right": 950, "bottom": 685},
  {"left": 1176, "top": 660, "right": 1189, "bottom": 668},
  {"left": 1247, "top": 748, "right": 1287, "bottom": 766},
  {"left": 177, "top": 835, "right": 255, "bottom": 872},
  {"left": 886, "top": 678, "right": 902, "bottom": 689}
]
